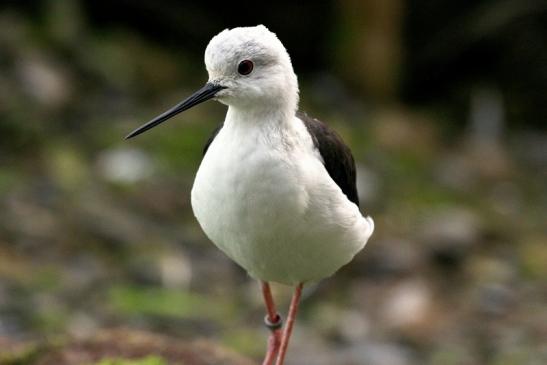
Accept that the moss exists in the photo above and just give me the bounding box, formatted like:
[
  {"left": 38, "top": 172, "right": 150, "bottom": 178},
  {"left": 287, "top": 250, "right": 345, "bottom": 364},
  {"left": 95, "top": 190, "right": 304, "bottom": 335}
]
[
  {"left": 0, "top": 169, "right": 20, "bottom": 194},
  {"left": 0, "top": 344, "right": 43, "bottom": 365},
  {"left": 107, "top": 285, "right": 237, "bottom": 322},
  {"left": 221, "top": 328, "right": 264, "bottom": 358}
]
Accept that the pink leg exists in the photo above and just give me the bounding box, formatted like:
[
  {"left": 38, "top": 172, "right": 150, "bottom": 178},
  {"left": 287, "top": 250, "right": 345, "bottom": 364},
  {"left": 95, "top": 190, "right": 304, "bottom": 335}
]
[
  {"left": 275, "top": 283, "right": 303, "bottom": 365},
  {"left": 261, "top": 281, "right": 282, "bottom": 365}
]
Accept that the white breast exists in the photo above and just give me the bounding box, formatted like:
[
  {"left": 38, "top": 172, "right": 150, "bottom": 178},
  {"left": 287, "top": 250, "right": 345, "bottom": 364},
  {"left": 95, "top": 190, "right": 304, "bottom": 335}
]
[{"left": 191, "top": 115, "right": 374, "bottom": 285}]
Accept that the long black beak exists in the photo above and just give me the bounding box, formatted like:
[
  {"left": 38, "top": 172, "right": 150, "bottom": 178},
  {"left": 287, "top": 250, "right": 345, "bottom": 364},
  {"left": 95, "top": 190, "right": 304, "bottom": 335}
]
[{"left": 126, "top": 82, "right": 226, "bottom": 139}]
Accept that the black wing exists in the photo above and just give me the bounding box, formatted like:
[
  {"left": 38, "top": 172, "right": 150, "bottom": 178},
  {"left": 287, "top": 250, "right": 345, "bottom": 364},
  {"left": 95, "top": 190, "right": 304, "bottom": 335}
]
[
  {"left": 297, "top": 111, "right": 360, "bottom": 207},
  {"left": 203, "top": 122, "right": 224, "bottom": 156}
]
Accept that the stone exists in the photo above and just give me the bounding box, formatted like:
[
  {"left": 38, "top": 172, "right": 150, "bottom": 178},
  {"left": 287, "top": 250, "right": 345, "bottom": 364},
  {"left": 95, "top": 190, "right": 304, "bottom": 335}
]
[{"left": 97, "top": 148, "right": 154, "bottom": 184}]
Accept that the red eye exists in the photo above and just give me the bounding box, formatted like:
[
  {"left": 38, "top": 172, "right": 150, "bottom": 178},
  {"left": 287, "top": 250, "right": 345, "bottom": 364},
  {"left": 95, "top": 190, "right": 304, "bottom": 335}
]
[{"left": 238, "top": 60, "right": 254, "bottom": 75}]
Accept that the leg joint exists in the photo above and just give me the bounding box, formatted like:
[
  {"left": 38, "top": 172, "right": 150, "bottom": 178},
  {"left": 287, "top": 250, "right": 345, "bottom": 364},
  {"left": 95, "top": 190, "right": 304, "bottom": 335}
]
[{"left": 264, "top": 313, "right": 283, "bottom": 331}]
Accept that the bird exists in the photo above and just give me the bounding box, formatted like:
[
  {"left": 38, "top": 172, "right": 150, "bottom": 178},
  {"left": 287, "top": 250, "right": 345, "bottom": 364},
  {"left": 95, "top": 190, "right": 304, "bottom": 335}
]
[{"left": 126, "top": 25, "right": 374, "bottom": 365}]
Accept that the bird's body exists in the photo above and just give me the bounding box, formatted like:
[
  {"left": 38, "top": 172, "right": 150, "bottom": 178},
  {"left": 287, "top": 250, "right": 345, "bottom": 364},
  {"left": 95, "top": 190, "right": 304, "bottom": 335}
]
[
  {"left": 192, "top": 110, "right": 373, "bottom": 284},
  {"left": 127, "top": 25, "right": 374, "bottom": 365}
]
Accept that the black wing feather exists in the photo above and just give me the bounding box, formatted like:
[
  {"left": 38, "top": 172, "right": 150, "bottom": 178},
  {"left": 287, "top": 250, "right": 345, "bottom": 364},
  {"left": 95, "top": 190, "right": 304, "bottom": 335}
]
[
  {"left": 298, "top": 111, "right": 360, "bottom": 207},
  {"left": 203, "top": 122, "right": 223, "bottom": 155}
]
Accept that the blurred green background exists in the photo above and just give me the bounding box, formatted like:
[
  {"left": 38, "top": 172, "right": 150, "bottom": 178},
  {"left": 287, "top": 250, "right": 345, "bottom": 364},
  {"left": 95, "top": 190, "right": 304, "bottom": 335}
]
[{"left": 0, "top": 1, "right": 546, "bottom": 364}]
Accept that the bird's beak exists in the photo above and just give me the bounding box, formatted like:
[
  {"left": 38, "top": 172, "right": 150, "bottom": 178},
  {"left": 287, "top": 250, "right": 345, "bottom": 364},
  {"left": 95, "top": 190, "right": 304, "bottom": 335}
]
[{"left": 125, "top": 82, "right": 226, "bottom": 139}]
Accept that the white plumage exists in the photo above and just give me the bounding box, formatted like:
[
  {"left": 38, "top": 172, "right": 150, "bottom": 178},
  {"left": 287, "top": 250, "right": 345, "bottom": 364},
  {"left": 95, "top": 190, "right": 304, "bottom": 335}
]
[{"left": 190, "top": 26, "right": 374, "bottom": 285}]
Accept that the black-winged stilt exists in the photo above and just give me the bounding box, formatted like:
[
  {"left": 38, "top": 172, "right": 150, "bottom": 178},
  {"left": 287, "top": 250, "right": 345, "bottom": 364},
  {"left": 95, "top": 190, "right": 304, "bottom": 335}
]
[{"left": 127, "top": 25, "right": 374, "bottom": 365}]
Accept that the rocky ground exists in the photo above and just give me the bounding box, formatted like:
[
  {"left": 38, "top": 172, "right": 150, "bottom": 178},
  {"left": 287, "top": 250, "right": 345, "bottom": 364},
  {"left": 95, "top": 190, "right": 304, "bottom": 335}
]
[{"left": 0, "top": 329, "right": 254, "bottom": 365}]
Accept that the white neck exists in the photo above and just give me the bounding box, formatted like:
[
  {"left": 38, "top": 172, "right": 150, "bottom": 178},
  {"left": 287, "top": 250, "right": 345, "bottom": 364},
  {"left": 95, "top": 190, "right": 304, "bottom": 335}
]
[{"left": 225, "top": 102, "right": 295, "bottom": 130}]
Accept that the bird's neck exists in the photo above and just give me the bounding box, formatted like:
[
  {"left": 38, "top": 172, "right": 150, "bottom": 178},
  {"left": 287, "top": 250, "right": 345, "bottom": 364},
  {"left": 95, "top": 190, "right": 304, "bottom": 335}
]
[{"left": 225, "top": 103, "right": 295, "bottom": 130}]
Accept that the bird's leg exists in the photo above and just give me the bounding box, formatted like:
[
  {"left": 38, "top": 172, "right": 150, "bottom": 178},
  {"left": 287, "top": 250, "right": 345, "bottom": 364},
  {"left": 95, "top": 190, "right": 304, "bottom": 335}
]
[
  {"left": 261, "top": 281, "right": 283, "bottom": 365},
  {"left": 275, "top": 283, "right": 303, "bottom": 365}
]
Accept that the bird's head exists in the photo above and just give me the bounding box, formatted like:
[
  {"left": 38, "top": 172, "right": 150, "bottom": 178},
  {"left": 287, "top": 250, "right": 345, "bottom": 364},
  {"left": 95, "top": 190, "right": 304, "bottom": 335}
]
[
  {"left": 126, "top": 25, "right": 298, "bottom": 139},
  {"left": 205, "top": 25, "right": 299, "bottom": 111}
]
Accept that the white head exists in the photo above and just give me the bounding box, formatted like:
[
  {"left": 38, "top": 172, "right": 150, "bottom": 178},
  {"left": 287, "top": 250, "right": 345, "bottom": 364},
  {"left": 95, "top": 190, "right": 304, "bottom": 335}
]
[
  {"left": 126, "top": 25, "right": 298, "bottom": 139},
  {"left": 205, "top": 25, "right": 299, "bottom": 113}
]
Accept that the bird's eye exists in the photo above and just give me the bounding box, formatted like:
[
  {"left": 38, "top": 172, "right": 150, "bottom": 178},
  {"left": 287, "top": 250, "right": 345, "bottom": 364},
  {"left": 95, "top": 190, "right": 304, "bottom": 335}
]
[{"left": 238, "top": 60, "right": 254, "bottom": 75}]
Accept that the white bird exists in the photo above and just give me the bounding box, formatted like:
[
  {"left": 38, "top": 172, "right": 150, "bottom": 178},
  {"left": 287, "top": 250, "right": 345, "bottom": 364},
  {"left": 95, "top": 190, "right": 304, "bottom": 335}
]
[{"left": 127, "top": 25, "right": 374, "bottom": 365}]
